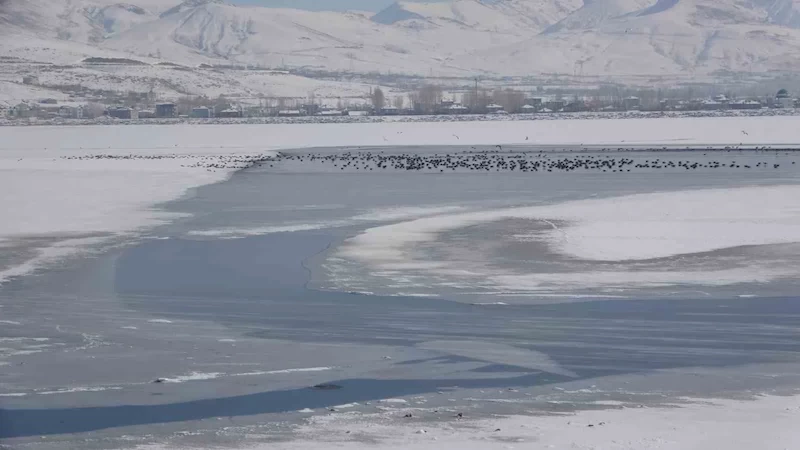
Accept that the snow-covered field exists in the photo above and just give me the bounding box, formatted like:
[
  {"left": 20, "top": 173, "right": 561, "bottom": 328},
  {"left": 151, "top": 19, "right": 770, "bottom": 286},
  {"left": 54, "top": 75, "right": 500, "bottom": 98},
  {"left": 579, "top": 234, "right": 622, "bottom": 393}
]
[
  {"left": 237, "top": 394, "right": 800, "bottom": 450},
  {"left": 127, "top": 393, "right": 800, "bottom": 450}
]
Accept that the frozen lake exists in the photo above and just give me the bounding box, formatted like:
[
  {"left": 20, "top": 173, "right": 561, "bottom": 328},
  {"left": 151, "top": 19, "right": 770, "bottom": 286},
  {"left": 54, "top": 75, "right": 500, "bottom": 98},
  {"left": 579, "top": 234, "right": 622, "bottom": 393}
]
[{"left": 2, "top": 145, "right": 800, "bottom": 449}]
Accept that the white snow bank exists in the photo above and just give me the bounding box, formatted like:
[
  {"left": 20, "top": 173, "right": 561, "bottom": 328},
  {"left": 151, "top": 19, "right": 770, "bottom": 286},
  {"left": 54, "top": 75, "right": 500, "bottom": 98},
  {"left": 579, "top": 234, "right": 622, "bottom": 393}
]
[
  {"left": 188, "top": 206, "right": 467, "bottom": 238},
  {"left": 536, "top": 185, "right": 800, "bottom": 261},
  {"left": 137, "top": 394, "right": 800, "bottom": 450},
  {"left": 0, "top": 158, "right": 230, "bottom": 284},
  {"left": 233, "top": 367, "right": 334, "bottom": 376},
  {"left": 337, "top": 185, "right": 800, "bottom": 292},
  {"left": 489, "top": 267, "right": 794, "bottom": 293},
  {"left": 153, "top": 367, "right": 334, "bottom": 384},
  {"left": 187, "top": 222, "right": 347, "bottom": 238},
  {"left": 284, "top": 394, "right": 800, "bottom": 450},
  {"left": 0, "top": 159, "right": 226, "bottom": 239},
  {"left": 2, "top": 117, "right": 800, "bottom": 285},
  {"left": 36, "top": 386, "right": 123, "bottom": 395},
  {"left": 342, "top": 185, "right": 800, "bottom": 264},
  {"left": 3, "top": 116, "right": 800, "bottom": 153},
  {"left": 159, "top": 372, "right": 222, "bottom": 383}
]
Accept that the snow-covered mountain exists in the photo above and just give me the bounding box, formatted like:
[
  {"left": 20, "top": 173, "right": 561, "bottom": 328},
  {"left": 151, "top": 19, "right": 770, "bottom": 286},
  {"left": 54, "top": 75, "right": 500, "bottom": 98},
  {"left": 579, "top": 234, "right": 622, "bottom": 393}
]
[
  {"left": 4, "top": 0, "right": 800, "bottom": 98},
  {"left": 372, "top": 0, "right": 582, "bottom": 33},
  {"left": 543, "top": 0, "right": 653, "bottom": 33},
  {"left": 0, "top": 0, "right": 174, "bottom": 43},
  {"left": 463, "top": 0, "right": 800, "bottom": 78}
]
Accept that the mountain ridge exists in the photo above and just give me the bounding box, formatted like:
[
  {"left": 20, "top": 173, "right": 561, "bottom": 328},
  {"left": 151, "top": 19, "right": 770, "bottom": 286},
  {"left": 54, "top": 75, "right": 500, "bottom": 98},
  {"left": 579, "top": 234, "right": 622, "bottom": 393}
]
[{"left": 4, "top": 0, "right": 800, "bottom": 82}]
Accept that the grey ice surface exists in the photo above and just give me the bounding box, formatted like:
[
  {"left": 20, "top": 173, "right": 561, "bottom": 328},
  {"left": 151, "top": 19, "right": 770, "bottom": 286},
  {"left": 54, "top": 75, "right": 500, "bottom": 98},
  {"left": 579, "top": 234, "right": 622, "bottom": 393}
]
[{"left": 2, "top": 146, "right": 800, "bottom": 449}]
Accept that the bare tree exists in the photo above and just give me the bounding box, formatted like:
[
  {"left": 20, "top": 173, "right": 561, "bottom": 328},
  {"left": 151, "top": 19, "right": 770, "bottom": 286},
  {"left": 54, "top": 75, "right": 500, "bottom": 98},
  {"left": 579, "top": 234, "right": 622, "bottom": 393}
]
[
  {"left": 463, "top": 88, "right": 491, "bottom": 113},
  {"left": 176, "top": 95, "right": 211, "bottom": 115},
  {"left": 492, "top": 88, "right": 525, "bottom": 113},
  {"left": 371, "top": 87, "right": 386, "bottom": 111},
  {"left": 213, "top": 95, "right": 231, "bottom": 113},
  {"left": 84, "top": 102, "right": 106, "bottom": 119},
  {"left": 393, "top": 95, "right": 405, "bottom": 110},
  {"left": 410, "top": 84, "right": 443, "bottom": 114}
]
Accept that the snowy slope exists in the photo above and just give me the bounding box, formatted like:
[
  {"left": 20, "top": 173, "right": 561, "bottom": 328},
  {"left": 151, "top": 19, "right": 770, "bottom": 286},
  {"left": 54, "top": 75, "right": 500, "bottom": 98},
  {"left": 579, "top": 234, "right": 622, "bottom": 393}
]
[
  {"left": 544, "top": 0, "right": 656, "bottom": 33},
  {"left": 93, "top": 0, "right": 800, "bottom": 78},
  {"left": 0, "top": 0, "right": 179, "bottom": 44},
  {"left": 6, "top": 0, "right": 800, "bottom": 91},
  {"left": 99, "top": 1, "right": 534, "bottom": 75},
  {"left": 372, "top": 0, "right": 582, "bottom": 33},
  {"left": 462, "top": 0, "right": 800, "bottom": 77}
]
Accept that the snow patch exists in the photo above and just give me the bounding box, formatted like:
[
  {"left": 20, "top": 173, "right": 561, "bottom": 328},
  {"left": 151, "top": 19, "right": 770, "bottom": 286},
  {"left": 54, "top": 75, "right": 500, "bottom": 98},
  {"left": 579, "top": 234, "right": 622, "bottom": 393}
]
[
  {"left": 147, "top": 319, "right": 173, "bottom": 324},
  {"left": 234, "top": 367, "right": 334, "bottom": 377},
  {"left": 231, "top": 394, "right": 800, "bottom": 450},
  {"left": 160, "top": 372, "right": 222, "bottom": 383},
  {"left": 336, "top": 184, "right": 800, "bottom": 293},
  {"left": 37, "top": 386, "right": 123, "bottom": 395}
]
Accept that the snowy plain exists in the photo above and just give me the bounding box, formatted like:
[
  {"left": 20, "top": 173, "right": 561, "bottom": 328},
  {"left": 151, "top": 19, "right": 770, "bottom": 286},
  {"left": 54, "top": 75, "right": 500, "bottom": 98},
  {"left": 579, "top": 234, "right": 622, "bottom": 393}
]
[
  {"left": 227, "top": 394, "right": 800, "bottom": 450},
  {"left": 128, "top": 393, "right": 800, "bottom": 450},
  {"left": 3, "top": 116, "right": 800, "bottom": 449}
]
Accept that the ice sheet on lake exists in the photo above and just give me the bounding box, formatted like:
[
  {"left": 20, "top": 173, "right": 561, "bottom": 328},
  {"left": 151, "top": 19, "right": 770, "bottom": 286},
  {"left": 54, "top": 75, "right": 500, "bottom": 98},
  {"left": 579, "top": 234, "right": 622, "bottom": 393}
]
[
  {"left": 187, "top": 206, "right": 467, "bottom": 239},
  {"left": 418, "top": 340, "right": 579, "bottom": 378},
  {"left": 0, "top": 236, "right": 110, "bottom": 284},
  {"left": 186, "top": 222, "right": 349, "bottom": 238},
  {"left": 3, "top": 118, "right": 800, "bottom": 285},
  {"left": 352, "top": 205, "right": 468, "bottom": 222},
  {"left": 335, "top": 185, "right": 800, "bottom": 295}
]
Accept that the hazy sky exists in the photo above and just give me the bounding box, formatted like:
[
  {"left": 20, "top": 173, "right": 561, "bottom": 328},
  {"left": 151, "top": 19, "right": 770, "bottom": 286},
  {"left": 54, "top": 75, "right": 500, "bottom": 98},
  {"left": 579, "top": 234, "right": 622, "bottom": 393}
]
[{"left": 230, "top": 0, "right": 444, "bottom": 12}]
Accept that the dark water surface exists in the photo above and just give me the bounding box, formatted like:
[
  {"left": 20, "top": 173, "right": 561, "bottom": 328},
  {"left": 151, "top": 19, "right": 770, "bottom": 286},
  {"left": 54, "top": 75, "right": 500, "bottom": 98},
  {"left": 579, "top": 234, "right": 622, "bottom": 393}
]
[{"left": 2, "top": 146, "right": 800, "bottom": 449}]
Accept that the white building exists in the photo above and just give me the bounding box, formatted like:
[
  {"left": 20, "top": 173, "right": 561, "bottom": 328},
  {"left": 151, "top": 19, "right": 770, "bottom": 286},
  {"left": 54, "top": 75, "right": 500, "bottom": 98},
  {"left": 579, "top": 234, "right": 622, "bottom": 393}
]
[
  {"left": 316, "top": 110, "right": 344, "bottom": 116},
  {"left": 58, "top": 105, "right": 85, "bottom": 119},
  {"left": 486, "top": 103, "right": 504, "bottom": 113},
  {"left": 776, "top": 89, "right": 793, "bottom": 108},
  {"left": 446, "top": 104, "right": 469, "bottom": 114}
]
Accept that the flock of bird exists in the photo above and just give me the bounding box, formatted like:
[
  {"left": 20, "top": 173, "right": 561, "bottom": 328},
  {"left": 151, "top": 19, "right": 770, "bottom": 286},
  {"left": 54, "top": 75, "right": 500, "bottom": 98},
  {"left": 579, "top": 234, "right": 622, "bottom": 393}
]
[
  {"left": 265, "top": 149, "right": 798, "bottom": 174},
  {"left": 60, "top": 148, "right": 798, "bottom": 173},
  {"left": 61, "top": 153, "right": 274, "bottom": 170}
]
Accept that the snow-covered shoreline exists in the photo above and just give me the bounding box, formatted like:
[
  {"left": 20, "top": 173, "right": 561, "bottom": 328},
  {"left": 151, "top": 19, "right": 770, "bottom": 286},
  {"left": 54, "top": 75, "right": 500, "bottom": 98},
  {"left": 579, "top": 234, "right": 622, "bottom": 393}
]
[
  {"left": 278, "top": 393, "right": 800, "bottom": 450},
  {"left": 3, "top": 108, "right": 800, "bottom": 128},
  {"left": 133, "top": 393, "right": 800, "bottom": 450}
]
